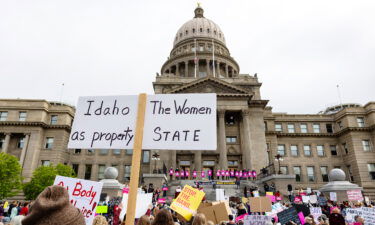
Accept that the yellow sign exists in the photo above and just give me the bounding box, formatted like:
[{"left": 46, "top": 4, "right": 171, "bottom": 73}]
[
  {"left": 170, "top": 185, "right": 205, "bottom": 221},
  {"left": 242, "top": 197, "right": 248, "bottom": 204},
  {"left": 266, "top": 192, "right": 273, "bottom": 196},
  {"left": 96, "top": 205, "right": 108, "bottom": 214}
]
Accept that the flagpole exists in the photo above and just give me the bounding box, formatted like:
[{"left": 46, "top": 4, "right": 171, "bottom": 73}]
[
  {"left": 194, "top": 39, "right": 197, "bottom": 78},
  {"left": 212, "top": 39, "right": 215, "bottom": 77}
]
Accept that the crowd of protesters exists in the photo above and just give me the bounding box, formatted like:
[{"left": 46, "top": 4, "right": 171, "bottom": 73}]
[{"left": 1, "top": 183, "right": 374, "bottom": 225}]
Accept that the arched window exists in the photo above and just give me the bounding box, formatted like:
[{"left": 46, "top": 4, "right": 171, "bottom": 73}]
[
  {"left": 219, "top": 33, "right": 221, "bottom": 38},
  {"left": 214, "top": 30, "right": 217, "bottom": 35},
  {"left": 200, "top": 28, "right": 203, "bottom": 32},
  {"left": 186, "top": 30, "right": 188, "bottom": 35},
  {"left": 207, "top": 28, "right": 210, "bottom": 33},
  {"left": 192, "top": 28, "right": 195, "bottom": 33}
]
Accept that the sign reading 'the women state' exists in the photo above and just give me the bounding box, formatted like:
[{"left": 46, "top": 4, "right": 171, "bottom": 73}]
[{"left": 68, "top": 94, "right": 216, "bottom": 150}]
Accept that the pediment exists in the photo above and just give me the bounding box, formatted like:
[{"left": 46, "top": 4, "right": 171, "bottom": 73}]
[{"left": 167, "top": 77, "right": 250, "bottom": 95}]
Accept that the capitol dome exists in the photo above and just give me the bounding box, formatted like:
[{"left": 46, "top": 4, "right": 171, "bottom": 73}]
[{"left": 173, "top": 5, "right": 226, "bottom": 46}]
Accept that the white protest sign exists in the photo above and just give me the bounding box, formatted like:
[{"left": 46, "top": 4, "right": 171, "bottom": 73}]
[
  {"left": 216, "top": 189, "right": 225, "bottom": 201},
  {"left": 347, "top": 190, "right": 364, "bottom": 201},
  {"left": 54, "top": 176, "right": 103, "bottom": 225},
  {"left": 68, "top": 94, "right": 216, "bottom": 150},
  {"left": 244, "top": 215, "right": 272, "bottom": 225},
  {"left": 307, "top": 188, "right": 312, "bottom": 194},
  {"left": 310, "top": 207, "right": 322, "bottom": 224},
  {"left": 302, "top": 196, "right": 310, "bottom": 203},
  {"left": 120, "top": 192, "right": 153, "bottom": 220},
  {"left": 345, "top": 207, "right": 375, "bottom": 225},
  {"left": 330, "top": 192, "right": 337, "bottom": 201},
  {"left": 309, "top": 195, "right": 318, "bottom": 204}
]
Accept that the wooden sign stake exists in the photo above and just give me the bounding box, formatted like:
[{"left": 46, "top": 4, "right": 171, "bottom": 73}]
[{"left": 125, "top": 93, "right": 147, "bottom": 225}]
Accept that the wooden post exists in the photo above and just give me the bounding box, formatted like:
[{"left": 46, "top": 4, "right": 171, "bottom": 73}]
[{"left": 125, "top": 93, "right": 147, "bottom": 225}]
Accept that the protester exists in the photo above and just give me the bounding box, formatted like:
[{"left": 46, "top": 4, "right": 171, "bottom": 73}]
[
  {"left": 317, "top": 215, "right": 329, "bottom": 225},
  {"left": 354, "top": 215, "right": 365, "bottom": 225},
  {"left": 93, "top": 215, "right": 108, "bottom": 225},
  {"left": 137, "top": 215, "right": 151, "bottom": 225},
  {"left": 192, "top": 213, "right": 207, "bottom": 225},
  {"left": 151, "top": 209, "right": 174, "bottom": 225},
  {"left": 19, "top": 202, "right": 29, "bottom": 216},
  {"left": 0, "top": 202, "right": 4, "bottom": 222},
  {"left": 22, "top": 185, "right": 85, "bottom": 225},
  {"left": 227, "top": 215, "right": 236, "bottom": 224},
  {"left": 328, "top": 207, "right": 345, "bottom": 225}
]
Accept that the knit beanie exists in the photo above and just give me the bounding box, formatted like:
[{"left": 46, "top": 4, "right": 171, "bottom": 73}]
[{"left": 22, "top": 185, "right": 85, "bottom": 225}]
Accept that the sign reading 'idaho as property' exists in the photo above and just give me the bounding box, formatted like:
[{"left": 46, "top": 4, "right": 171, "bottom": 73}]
[{"left": 68, "top": 94, "right": 216, "bottom": 150}]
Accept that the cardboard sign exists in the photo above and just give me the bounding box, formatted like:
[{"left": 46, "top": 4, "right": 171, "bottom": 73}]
[
  {"left": 170, "top": 185, "right": 205, "bottom": 221},
  {"left": 344, "top": 207, "right": 375, "bottom": 225},
  {"left": 347, "top": 190, "right": 364, "bottom": 201},
  {"left": 330, "top": 192, "right": 337, "bottom": 201},
  {"left": 96, "top": 206, "right": 108, "bottom": 214},
  {"left": 198, "top": 201, "right": 231, "bottom": 224},
  {"left": 249, "top": 197, "right": 272, "bottom": 212},
  {"left": 277, "top": 207, "right": 301, "bottom": 225},
  {"left": 244, "top": 215, "right": 272, "bottom": 225},
  {"left": 120, "top": 192, "right": 153, "bottom": 219},
  {"left": 54, "top": 176, "right": 103, "bottom": 225},
  {"left": 310, "top": 207, "right": 322, "bottom": 224},
  {"left": 68, "top": 94, "right": 216, "bottom": 150}
]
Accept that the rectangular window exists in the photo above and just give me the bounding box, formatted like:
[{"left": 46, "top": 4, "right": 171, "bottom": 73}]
[
  {"left": 98, "top": 164, "right": 106, "bottom": 179},
  {"left": 362, "top": 140, "right": 371, "bottom": 151},
  {"left": 100, "top": 149, "right": 108, "bottom": 155},
  {"left": 41, "top": 160, "right": 50, "bottom": 166},
  {"left": 0, "top": 138, "right": 4, "bottom": 149},
  {"left": 293, "top": 166, "right": 301, "bottom": 182},
  {"left": 191, "top": 46, "right": 196, "bottom": 52},
  {"left": 113, "top": 149, "right": 121, "bottom": 155},
  {"left": 307, "top": 166, "right": 315, "bottom": 182},
  {"left": 199, "top": 45, "right": 204, "bottom": 51},
  {"left": 19, "top": 112, "right": 27, "bottom": 121},
  {"left": 17, "top": 138, "right": 25, "bottom": 149},
  {"left": 72, "top": 164, "right": 79, "bottom": 175},
  {"left": 357, "top": 117, "right": 365, "bottom": 127},
  {"left": 304, "top": 145, "right": 311, "bottom": 156},
  {"left": 0, "top": 112, "right": 8, "bottom": 121},
  {"left": 300, "top": 124, "right": 308, "bottom": 133},
  {"left": 275, "top": 123, "right": 282, "bottom": 132},
  {"left": 313, "top": 124, "right": 320, "bottom": 133},
  {"left": 126, "top": 149, "right": 133, "bottom": 155},
  {"left": 317, "top": 145, "right": 325, "bottom": 156},
  {"left": 342, "top": 143, "right": 348, "bottom": 154},
  {"left": 347, "top": 165, "right": 354, "bottom": 182},
  {"left": 143, "top": 150, "right": 150, "bottom": 163},
  {"left": 320, "top": 166, "right": 329, "bottom": 182},
  {"left": 287, "top": 124, "right": 295, "bottom": 133},
  {"left": 85, "top": 164, "right": 92, "bottom": 180},
  {"left": 367, "top": 164, "right": 375, "bottom": 180},
  {"left": 280, "top": 166, "right": 288, "bottom": 175},
  {"left": 228, "top": 161, "right": 238, "bottom": 166},
  {"left": 124, "top": 165, "right": 131, "bottom": 176},
  {"left": 277, "top": 144, "right": 285, "bottom": 156},
  {"left": 326, "top": 124, "right": 333, "bottom": 133},
  {"left": 74, "top": 149, "right": 81, "bottom": 154},
  {"left": 50, "top": 115, "right": 58, "bottom": 125},
  {"left": 337, "top": 121, "right": 343, "bottom": 129},
  {"left": 87, "top": 149, "right": 94, "bottom": 155},
  {"left": 290, "top": 145, "right": 298, "bottom": 156},
  {"left": 226, "top": 136, "right": 237, "bottom": 143},
  {"left": 45, "top": 137, "right": 54, "bottom": 149},
  {"left": 330, "top": 145, "right": 338, "bottom": 156}
]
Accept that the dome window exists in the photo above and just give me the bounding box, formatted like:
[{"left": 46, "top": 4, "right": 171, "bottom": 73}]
[
  {"left": 200, "top": 28, "right": 203, "bottom": 32},
  {"left": 180, "top": 33, "right": 182, "bottom": 37},
  {"left": 219, "top": 33, "right": 221, "bottom": 37},
  {"left": 192, "top": 28, "right": 195, "bottom": 33},
  {"left": 186, "top": 30, "right": 188, "bottom": 35},
  {"left": 214, "top": 30, "right": 217, "bottom": 35},
  {"left": 207, "top": 28, "right": 210, "bottom": 33}
]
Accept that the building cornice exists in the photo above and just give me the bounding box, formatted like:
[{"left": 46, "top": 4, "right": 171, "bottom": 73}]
[{"left": 0, "top": 121, "right": 71, "bottom": 131}]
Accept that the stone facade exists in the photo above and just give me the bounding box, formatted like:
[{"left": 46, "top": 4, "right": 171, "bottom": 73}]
[{"left": 0, "top": 5, "right": 374, "bottom": 199}]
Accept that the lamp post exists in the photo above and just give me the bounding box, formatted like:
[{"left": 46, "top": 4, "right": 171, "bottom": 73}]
[
  {"left": 274, "top": 154, "right": 284, "bottom": 174},
  {"left": 152, "top": 152, "right": 160, "bottom": 174}
]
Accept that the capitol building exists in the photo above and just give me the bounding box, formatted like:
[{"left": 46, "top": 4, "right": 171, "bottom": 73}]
[{"left": 0, "top": 5, "right": 374, "bottom": 199}]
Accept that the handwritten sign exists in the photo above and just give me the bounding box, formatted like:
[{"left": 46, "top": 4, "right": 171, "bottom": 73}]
[
  {"left": 244, "top": 215, "right": 272, "bottom": 225},
  {"left": 170, "top": 185, "right": 205, "bottom": 221},
  {"left": 68, "top": 94, "right": 216, "bottom": 150},
  {"left": 347, "top": 190, "right": 363, "bottom": 201},
  {"left": 120, "top": 192, "right": 153, "bottom": 219},
  {"left": 344, "top": 207, "right": 375, "bottom": 225},
  {"left": 54, "top": 176, "right": 103, "bottom": 225},
  {"left": 310, "top": 207, "right": 322, "bottom": 224},
  {"left": 277, "top": 207, "right": 301, "bottom": 225}
]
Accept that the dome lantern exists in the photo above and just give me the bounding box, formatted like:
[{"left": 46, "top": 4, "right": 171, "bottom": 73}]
[{"left": 194, "top": 4, "right": 204, "bottom": 18}]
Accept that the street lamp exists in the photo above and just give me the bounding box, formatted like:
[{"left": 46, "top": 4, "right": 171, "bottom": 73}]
[
  {"left": 274, "top": 154, "right": 284, "bottom": 174},
  {"left": 152, "top": 152, "right": 160, "bottom": 173}
]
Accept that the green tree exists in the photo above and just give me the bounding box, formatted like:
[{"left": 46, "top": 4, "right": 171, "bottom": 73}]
[
  {"left": 0, "top": 153, "right": 23, "bottom": 200},
  {"left": 23, "top": 163, "right": 76, "bottom": 200}
]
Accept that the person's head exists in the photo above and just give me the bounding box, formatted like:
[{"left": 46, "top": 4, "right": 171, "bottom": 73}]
[
  {"left": 21, "top": 185, "right": 85, "bottom": 225},
  {"left": 10, "top": 215, "right": 25, "bottom": 225},
  {"left": 93, "top": 215, "right": 108, "bottom": 225},
  {"left": 238, "top": 203, "right": 245, "bottom": 209},
  {"left": 192, "top": 213, "right": 207, "bottom": 225},
  {"left": 331, "top": 207, "right": 341, "bottom": 214},
  {"left": 137, "top": 215, "right": 151, "bottom": 225},
  {"left": 228, "top": 215, "right": 234, "bottom": 221},
  {"left": 23, "top": 202, "right": 28, "bottom": 207},
  {"left": 355, "top": 215, "right": 365, "bottom": 224},
  {"left": 304, "top": 217, "right": 313, "bottom": 225},
  {"left": 206, "top": 221, "right": 215, "bottom": 225},
  {"left": 152, "top": 209, "right": 174, "bottom": 225}
]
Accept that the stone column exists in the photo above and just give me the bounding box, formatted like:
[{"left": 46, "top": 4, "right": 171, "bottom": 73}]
[
  {"left": 176, "top": 63, "right": 180, "bottom": 76},
  {"left": 218, "top": 110, "right": 228, "bottom": 169},
  {"left": 206, "top": 59, "right": 210, "bottom": 77},
  {"left": 2, "top": 133, "right": 11, "bottom": 153},
  {"left": 92, "top": 164, "right": 98, "bottom": 181},
  {"left": 194, "top": 151, "right": 202, "bottom": 172},
  {"left": 225, "top": 65, "right": 229, "bottom": 77},
  {"left": 171, "top": 150, "right": 177, "bottom": 169},
  {"left": 215, "top": 61, "right": 219, "bottom": 77},
  {"left": 241, "top": 110, "right": 252, "bottom": 169},
  {"left": 78, "top": 163, "right": 85, "bottom": 179},
  {"left": 20, "top": 134, "right": 30, "bottom": 167},
  {"left": 185, "top": 61, "right": 189, "bottom": 77}
]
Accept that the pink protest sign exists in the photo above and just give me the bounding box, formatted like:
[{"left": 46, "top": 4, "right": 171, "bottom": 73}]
[
  {"left": 298, "top": 212, "right": 305, "bottom": 224},
  {"left": 54, "top": 175, "right": 103, "bottom": 225},
  {"left": 294, "top": 196, "right": 302, "bottom": 203},
  {"left": 158, "top": 198, "right": 166, "bottom": 203},
  {"left": 123, "top": 187, "right": 129, "bottom": 193},
  {"left": 347, "top": 190, "right": 363, "bottom": 201}
]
